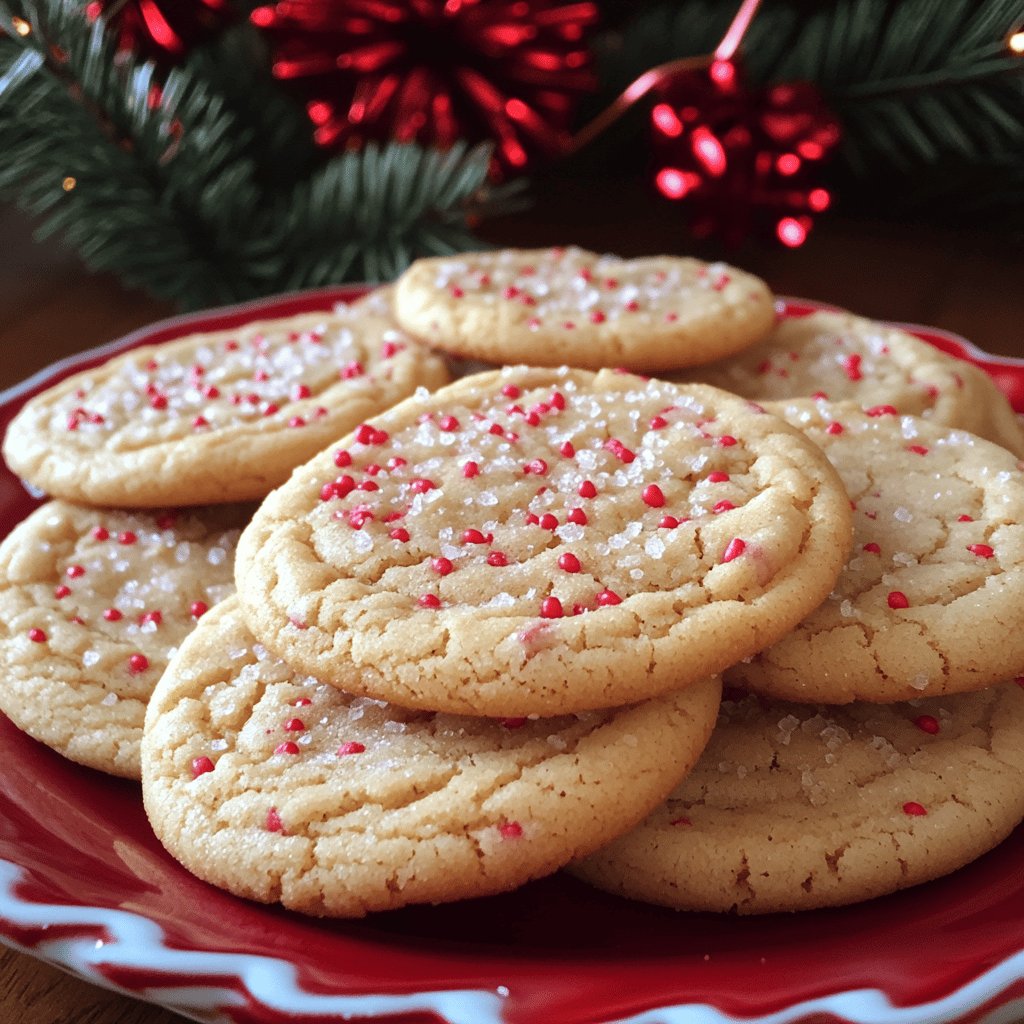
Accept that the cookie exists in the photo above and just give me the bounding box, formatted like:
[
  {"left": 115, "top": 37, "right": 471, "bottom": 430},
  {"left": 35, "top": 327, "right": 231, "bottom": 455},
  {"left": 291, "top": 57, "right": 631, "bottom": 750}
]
[
  {"left": 141, "top": 597, "right": 721, "bottom": 918},
  {"left": 730, "top": 400, "right": 1024, "bottom": 703},
  {"left": 671, "top": 309, "right": 1024, "bottom": 456},
  {"left": 234, "top": 367, "right": 852, "bottom": 716},
  {"left": 393, "top": 247, "right": 775, "bottom": 371},
  {"left": 2, "top": 289, "right": 450, "bottom": 508},
  {"left": 573, "top": 683, "right": 1024, "bottom": 913},
  {"left": 0, "top": 501, "right": 246, "bottom": 778}
]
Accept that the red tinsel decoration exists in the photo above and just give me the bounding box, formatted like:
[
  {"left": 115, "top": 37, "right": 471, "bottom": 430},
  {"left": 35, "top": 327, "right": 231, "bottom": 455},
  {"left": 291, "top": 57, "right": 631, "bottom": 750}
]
[
  {"left": 651, "top": 58, "right": 840, "bottom": 247},
  {"left": 250, "top": 0, "right": 598, "bottom": 174},
  {"left": 85, "top": 0, "right": 233, "bottom": 62}
]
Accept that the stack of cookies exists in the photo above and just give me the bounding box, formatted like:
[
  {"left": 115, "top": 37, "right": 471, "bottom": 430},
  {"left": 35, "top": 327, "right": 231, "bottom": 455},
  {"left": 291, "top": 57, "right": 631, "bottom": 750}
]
[{"left": 4, "top": 246, "right": 1024, "bottom": 918}]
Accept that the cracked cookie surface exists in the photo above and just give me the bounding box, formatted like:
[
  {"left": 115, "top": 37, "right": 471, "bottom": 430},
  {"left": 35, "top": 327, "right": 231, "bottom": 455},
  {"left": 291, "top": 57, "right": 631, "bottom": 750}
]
[
  {"left": 235, "top": 367, "right": 852, "bottom": 716},
  {"left": 2, "top": 288, "right": 450, "bottom": 507},
  {"left": 671, "top": 310, "right": 1024, "bottom": 456},
  {"left": 0, "top": 500, "right": 247, "bottom": 778},
  {"left": 731, "top": 400, "right": 1024, "bottom": 703},
  {"left": 572, "top": 682, "right": 1024, "bottom": 913},
  {"left": 141, "top": 597, "right": 721, "bottom": 917},
  {"left": 393, "top": 247, "right": 774, "bottom": 371}
]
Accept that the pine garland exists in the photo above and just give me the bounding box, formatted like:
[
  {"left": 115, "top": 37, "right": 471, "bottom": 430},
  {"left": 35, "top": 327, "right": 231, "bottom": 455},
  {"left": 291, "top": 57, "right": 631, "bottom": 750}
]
[
  {"left": 599, "top": 0, "right": 1024, "bottom": 222},
  {"left": 0, "top": 0, "right": 1021, "bottom": 311},
  {"left": 0, "top": 0, "right": 509, "bottom": 309}
]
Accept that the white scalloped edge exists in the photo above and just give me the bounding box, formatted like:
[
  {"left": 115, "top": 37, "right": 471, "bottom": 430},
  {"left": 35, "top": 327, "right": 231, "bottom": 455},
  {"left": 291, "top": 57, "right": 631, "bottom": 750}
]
[{"left": 2, "top": 859, "right": 1024, "bottom": 1024}]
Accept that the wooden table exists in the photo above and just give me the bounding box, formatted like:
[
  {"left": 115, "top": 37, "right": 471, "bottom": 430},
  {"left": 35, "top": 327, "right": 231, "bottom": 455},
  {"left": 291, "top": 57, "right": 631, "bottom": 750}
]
[{"left": 0, "top": 197, "right": 1022, "bottom": 1024}]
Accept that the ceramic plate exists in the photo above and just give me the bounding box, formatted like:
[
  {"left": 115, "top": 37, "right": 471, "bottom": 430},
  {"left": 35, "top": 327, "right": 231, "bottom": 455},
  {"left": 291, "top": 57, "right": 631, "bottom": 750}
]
[{"left": 2, "top": 287, "right": 1024, "bottom": 1024}]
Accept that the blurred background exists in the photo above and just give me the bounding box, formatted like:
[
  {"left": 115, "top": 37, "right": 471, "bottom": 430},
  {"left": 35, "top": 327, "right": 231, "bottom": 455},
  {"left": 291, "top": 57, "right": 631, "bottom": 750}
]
[{"left": 1, "top": 0, "right": 1023, "bottom": 386}]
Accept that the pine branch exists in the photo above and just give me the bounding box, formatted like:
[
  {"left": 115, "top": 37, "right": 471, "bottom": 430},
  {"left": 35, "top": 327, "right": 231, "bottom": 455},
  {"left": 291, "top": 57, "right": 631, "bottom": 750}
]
[
  {"left": 0, "top": 0, "right": 503, "bottom": 309},
  {"left": 185, "top": 22, "right": 319, "bottom": 188},
  {"left": 0, "top": 0, "right": 269, "bottom": 306},
  {"left": 602, "top": 0, "right": 1024, "bottom": 196},
  {"left": 270, "top": 142, "right": 518, "bottom": 288}
]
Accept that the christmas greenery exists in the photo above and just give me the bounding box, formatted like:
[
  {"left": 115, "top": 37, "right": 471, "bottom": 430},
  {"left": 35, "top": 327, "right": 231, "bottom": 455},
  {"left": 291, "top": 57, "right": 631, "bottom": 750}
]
[
  {"left": 0, "top": 0, "right": 1021, "bottom": 311},
  {"left": 0, "top": 0, "right": 509, "bottom": 308},
  {"left": 598, "top": 0, "right": 1024, "bottom": 223}
]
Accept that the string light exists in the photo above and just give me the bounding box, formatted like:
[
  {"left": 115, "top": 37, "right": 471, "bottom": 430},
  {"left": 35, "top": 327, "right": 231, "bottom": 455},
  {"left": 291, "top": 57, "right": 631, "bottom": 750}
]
[
  {"left": 62, "top": 177, "right": 77, "bottom": 192},
  {"left": 11, "top": 16, "right": 31, "bottom": 36},
  {"left": 1009, "top": 30, "right": 1024, "bottom": 54}
]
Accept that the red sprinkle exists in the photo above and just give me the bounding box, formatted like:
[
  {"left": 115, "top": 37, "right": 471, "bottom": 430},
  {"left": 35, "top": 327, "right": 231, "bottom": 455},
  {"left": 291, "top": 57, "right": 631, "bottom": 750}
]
[
  {"left": 487, "top": 551, "right": 509, "bottom": 567},
  {"left": 906, "top": 445, "right": 929, "bottom": 456},
  {"left": 524, "top": 459, "right": 548, "bottom": 476},
  {"left": 540, "top": 597, "right": 564, "bottom": 619},
  {"left": 713, "top": 500, "right": 736, "bottom": 514},
  {"left": 418, "top": 594, "right": 441, "bottom": 608},
  {"left": 334, "top": 449, "right": 352, "bottom": 468},
  {"left": 274, "top": 741, "right": 300, "bottom": 755},
  {"left": 191, "top": 756, "right": 215, "bottom": 778},
  {"left": 190, "top": 601, "right": 209, "bottom": 618},
  {"left": 597, "top": 589, "right": 622, "bottom": 606},
  {"left": 578, "top": 480, "right": 598, "bottom": 498},
  {"left": 914, "top": 715, "right": 940, "bottom": 735},
  {"left": 390, "top": 527, "right": 411, "bottom": 542},
  {"left": 604, "top": 438, "right": 636, "bottom": 463},
  {"left": 560, "top": 441, "right": 576, "bottom": 458},
  {"left": 649, "top": 415, "right": 668, "bottom": 430},
  {"left": 340, "top": 361, "right": 364, "bottom": 380},
  {"left": 128, "top": 653, "right": 150, "bottom": 674},
  {"left": 348, "top": 507, "right": 375, "bottom": 530},
  {"left": 887, "top": 591, "right": 910, "bottom": 609},
  {"left": 139, "top": 610, "right": 162, "bottom": 627},
  {"left": 567, "top": 507, "right": 588, "bottom": 526},
  {"left": 499, "top": 821, "right": 524, "bottom": 839},
  {"left": 659, "top": 515, "right": 680, "bottom": 529},
  {"left": 462, "top": 460, "right": 480, "bottom": 478},
  {"left": 92, "top": 526, "right": 110, "bottom": 541},
  {"left": 461, "top": 529, "right": 487, "bottom": 545},
  {"left": 293, "top": 697, "right": 312, "bottom": 707},
  {"left": 707, "top": 471, "right": 730, "bottom": 483},
  {"left": 66, "top": 565, "right": 86, "bottom": 578},
  {"left": 439, "top": 415, "right": 460, "bottom": 431},
  {"left": 354, "top": 423, "right": 388, "bottom": 445},
  {"left": 266, "top": 808, "right": 283, "bottom": 832},
  {"left": 866, "top": 405, "right": 899, "bottom": 417},
  {"left": 862, "top": 542, "right": 881, "bottom": 554},
  {"left": 842, "top": 354, "right": 863, "bottom": 381},
  {"left": 409, "top": 478, "right": 437, "bottom": 494},
  {"left": 720, "top": 538, "right": 746, "bottom": 563},
  {"left": 337, "top": 741, "right": 365, "bottom": 756},
  {"left": 558, "top": 553, "right": 581, "bottom": 573},
  {"left": 590, "top": 310, "right": 606, "bottom": 323},
  {"left": 103, "top": 608, "right": 123, "bottom": 621},
  {"left": 642, "top": 484, "right": 666, "bottom": 508},
  {"left": 958, "top": 515, "right": 973, "bottom": 522},
  {"left": 54, "top": 585, "right": 71, "bottom": 599},
  {"left": 826, "top": 422, "right": 844, "bottom": 436},
  {"left": 903, "top": 801, "right": 927, "bottom": 816},
  {"left": 432, "top": 557, "right": 454, "bottom": 576},
  {"left": 967, "top": 544, "right": 995, "bottom": 558},
  {"left": 118, "top": 531, "right": 137, "bottom": 545},
  {"left": 539, "top": 513, "right": 559, "bottom": 531},
  {"left": 501, "top": 384, "right": 521, "bottom": 399},
  {"left": 716, "top": 435, "right": 738, "bottom": 447},
  {"left": 27, "top": 628, "right": 47, "bottom": 643}
]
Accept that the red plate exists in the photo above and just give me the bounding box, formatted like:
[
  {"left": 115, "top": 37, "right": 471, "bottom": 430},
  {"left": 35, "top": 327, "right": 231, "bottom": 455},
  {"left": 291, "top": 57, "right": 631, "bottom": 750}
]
[{"left": 2, "top": 288, "right": 1024, "bottom": 1024}]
